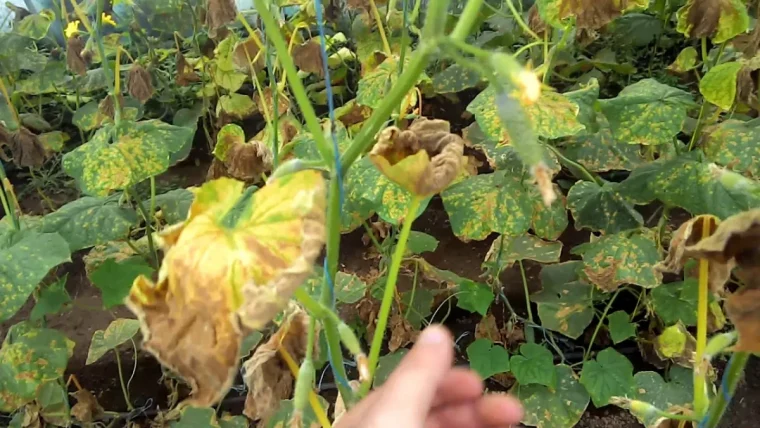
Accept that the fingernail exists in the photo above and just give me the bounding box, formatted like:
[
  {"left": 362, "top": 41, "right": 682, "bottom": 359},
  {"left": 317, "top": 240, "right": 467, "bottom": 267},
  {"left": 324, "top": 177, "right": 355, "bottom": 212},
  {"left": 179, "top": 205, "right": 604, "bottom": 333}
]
[{"left": 418, "top": 325, "right": 448, "bottom": 345}]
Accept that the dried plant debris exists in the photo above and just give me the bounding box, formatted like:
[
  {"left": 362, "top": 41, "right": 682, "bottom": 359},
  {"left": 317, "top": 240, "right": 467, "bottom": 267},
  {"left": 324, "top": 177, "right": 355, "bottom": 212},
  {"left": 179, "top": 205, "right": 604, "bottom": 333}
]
[
  {"left": 70, "top": 389, "right": 104, "bottom": 423},
  {"left": 205, "top": 0, "right": 238, "bottom": 35},
  {"left": 176, "top": 51, "right": 200, "bottom": 86},
  {"left": 559, "top": 0, "right": 647, "bottom": 33},
  {"left": 676, "top": 0, "right": 750, "bottom": 43},
  {"left": 370, "top": 117, "right": 466, "bottom": 198},
  {"left": 66, "top": 35, "right": 88, "bottom": 76},
  {"left": 293, "top": 39, "right": 325, "bottom": 77},
  {"left": 0, "top": 126, "right": 47, "bottom": 169},
  {"left": 127, "top": 64, "right": 154, "bottom": 104},
  {"left": 210, "top": 124, "right": 273, "bottom": 184}
]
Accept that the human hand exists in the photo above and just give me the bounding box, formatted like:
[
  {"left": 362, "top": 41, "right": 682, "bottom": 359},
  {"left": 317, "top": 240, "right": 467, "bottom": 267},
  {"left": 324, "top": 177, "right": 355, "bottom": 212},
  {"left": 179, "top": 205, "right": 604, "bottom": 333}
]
[{"left": 334, "top": 325, "right": 523, "bottom": 428}]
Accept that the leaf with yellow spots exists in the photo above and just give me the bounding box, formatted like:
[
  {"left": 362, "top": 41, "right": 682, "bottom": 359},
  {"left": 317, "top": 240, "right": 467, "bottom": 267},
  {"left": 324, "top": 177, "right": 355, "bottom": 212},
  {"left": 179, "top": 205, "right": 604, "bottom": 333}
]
[
  {"left": 561, "top": 119, "right": 644, "bottom": 172},
  {"left": 516, "top": 365, "right": 590, "bottom": 428},
  {"left": 432, "top": 63, "right": 486, "bottom": 94},
  {"left": 40, "top": 195, "right": 138, "bottom": 251},
  {"left": 567, "top": 180, "right": 643, "bottom": 234},
  {"left": 531, "top": 261, "right": 598, "bottom": 339},
  {"left": 702, "top": 118, "right": 760, "bottom": 177},
  {"left": 125, "top": 171, "right": 326, "bottom": 407},
  {"left": 0, "top": 322, "right": 74, "bottom": 413},
  {"left": 572, "top": 230, "right": 662, "bottom": 292},
  {"left": 467, "top": 85, "right": 584, "bottom": 143},
  {"left": 598, "top": 78, "right": 695, "bottom": 145},
  {"left": 0, "top": 230, "right": 71, "bottom": 322},
  {"left": 62, "top": 120, "right": 194, "bottom": 197},
  {"left": 484, "top": 234, "right": 562, "bottom": 276},
  {"left": 629, "top": 369, "right": 692, "bottom": 427},
  {"left": 291, "top": 120, "right": 351, "bottom": 162},
  {"left": 676, "top": 0, "right": 749, "bottom": 43},
  {"left": 217, "top": 93, "right": 256, "bottom": 120},
  {"left": 699, "top": 61, "right": 743, "bottom": 110},
  {"left": 668, "top": 46, "right": 699, "bottom": 73},
  {"left": 356, "top": 55, "right": 425, "bottom": 111}
]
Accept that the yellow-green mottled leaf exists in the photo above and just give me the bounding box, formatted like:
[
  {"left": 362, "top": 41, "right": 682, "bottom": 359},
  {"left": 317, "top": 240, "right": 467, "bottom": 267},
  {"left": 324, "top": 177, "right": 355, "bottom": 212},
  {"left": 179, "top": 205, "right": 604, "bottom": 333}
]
[
  {"left": 265, "top": 397, "right": 327, "bottom": 428},
  {"left": 63, "top": 120, "right": 194, "bottom": 196},
  {"left": 0, "top": 230, "right": 71, "bottom": 322},
  {"left": 561, "top": 120, "right": 645, "bottom": 172},
  {"left": 15, "top": 9, "right": 55, "bottom": 40},
  {"left": 485, "top": 234, "right": 562, "bottom": 275},
  {"left": 564, "top": 78, "right": 601, "bottom": 134},
  {"left": 15, "top": 60, "right": 70, "bottom": 95},
  {"left": 532, "top": 261, "right": 596, "bottom": 339},
  {"left": 510, "top": 343, "right": 557, "bottom": 388},
  {"left": 467, "top": 85, "right": 584, "bottom": 143},
  {"left": 40, "top": 195, "right": 138, "bottom": 251},
  {"left": 702, "top": 118, "right": 760, "bottom": 177},
  {"left": 86, "top": 318, "right": 141, "bottom": 365},
  {"left": 217, "top": 93, "right": 256, "bottom": 119},
  {"left": 607, "top": 310, "right": 636, "bottom": 344},
  {"left": 572, "top": 230, "right": 662, "bottom": 291},
  {"left": 292, "top": 120, "right": 351, "bottom": 161},
  {"left": 38, "top": 131, "right": 67, "bottom": 153},
  {"left": 655, "top": 323, "right": 695, "bottom": 365},
  {"left": 676, "top": 0, "right": 749, "bottom": 43},
  {"left": 516, "top": 365, "right": 590, "bottom": 428},
  {"left": 580, "top": 348, "right": 635, "bottom": 407},
  {"left": 213, "top": 123, "right": 245, "bottom": 162},
  {"left": 699, "top": 61, "right": 743, "bottom": 110},
  {"left": 598, "top": 78, "right": 695, "bottom": 145},
  {"left": 432, "top": 64, "right": 486, "bottom": 94},
  {"left": 441, "top": 171, "right": 533, "bottom": 241},
  {"left": 72, "top": 98, "right": 143, "bottom": 131},
  {"left": 341, "top": 159, "right": 376, "bottom": 233},
  {"left": 567, "top": 180, "right": 643, "bottom": 234},
  {"left": 357, "top": 56, "right": 421, "bottom": 109},
  {"left": 531, "top": 185, "right": 569, "bottom": 241},
  {"left": 668, "top": 47, "right": 699, "bottom": 73},
  {"left": 0, "top": 322, "right": 74, "bottom": 412}
]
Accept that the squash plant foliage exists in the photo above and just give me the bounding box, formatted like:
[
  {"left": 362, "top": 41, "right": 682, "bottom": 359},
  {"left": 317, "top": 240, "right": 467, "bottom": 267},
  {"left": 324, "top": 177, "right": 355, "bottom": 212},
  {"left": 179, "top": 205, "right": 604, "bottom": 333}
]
[{"left": 0, "top": 0, "right": 760, "bottom": 427}]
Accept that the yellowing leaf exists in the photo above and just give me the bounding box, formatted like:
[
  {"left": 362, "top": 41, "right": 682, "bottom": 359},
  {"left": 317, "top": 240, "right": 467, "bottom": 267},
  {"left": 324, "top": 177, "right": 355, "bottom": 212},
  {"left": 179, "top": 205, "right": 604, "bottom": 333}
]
[
  {"left": 699, "top": 61, "right": 743, "bottom": 110},
  {"left": 86, "top": 318, "right": 141, "bottom": 364},
  {"left": 676, "top": 0, "right": 749, "bottom": 43}
]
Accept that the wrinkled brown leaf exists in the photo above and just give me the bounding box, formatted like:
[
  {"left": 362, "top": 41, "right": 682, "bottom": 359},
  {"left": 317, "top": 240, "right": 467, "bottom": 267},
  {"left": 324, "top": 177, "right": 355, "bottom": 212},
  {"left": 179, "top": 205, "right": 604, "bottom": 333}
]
[
  {"left": 206, "top": 158, "right": 229, "bottom": 181},
  {"left": 176, "top": 51, "right": 200, "bottom": 86},
  {"left": 559, "top": 0, "right": 641, "bottom": 32},
  {"left": 732, "top": 23, "right": 760, "bottom": 57},
  {"left": 388, "top": 311, "right": 418, "bottom": 352},
  {"left": 98, "top": 93, "right": 125, "bottom": 121},
  {"left": 205, "top": 0, "right": 237, "bottom": 34},
  {"left": 682, "top": 0, "right": 742, "bottom": 40},
  {"left": 528, "top": 4, "right": 547, "bottom": 37},
  {"left": 5, "top": 127, "right": 47, "bottom": 168},
  {"left": 293, "top": 40, "right": 325, "bottom": 78},
  {"left": 66, "top": 35, "right": 88, "bottom": 76},
  {"left": 233, "top": 36, "right": 265, "bottom": 73},
  {"left": 225, "top": 140, "right": 273, "bottom": 182},
  {"left": 127, "top": 64, "right": 154, "bottom": 104},
  {"left": 70, "top": 389, "right": 104, "bottom": 423},
  {"left": 726, "top": 287, "right": 760, "bottom": 352},
  {"left": 254, "top": 87, "right": 290, "bottom": 118},
  {"left": 655, "top": 323, "right": 697, "bottom": 368},
  {"left": 243, "top": 307, "right": 316, "bottom": 422}
]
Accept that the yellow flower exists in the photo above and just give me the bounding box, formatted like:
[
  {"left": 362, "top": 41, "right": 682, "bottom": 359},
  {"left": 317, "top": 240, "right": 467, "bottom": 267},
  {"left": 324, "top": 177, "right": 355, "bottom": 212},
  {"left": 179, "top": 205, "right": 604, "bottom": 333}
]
[
  {"left": 64, "top": 20, "right": 80, "bottom": 38},
  {"left": 101, "top": 13, "right": 116, "bottom": 26}
]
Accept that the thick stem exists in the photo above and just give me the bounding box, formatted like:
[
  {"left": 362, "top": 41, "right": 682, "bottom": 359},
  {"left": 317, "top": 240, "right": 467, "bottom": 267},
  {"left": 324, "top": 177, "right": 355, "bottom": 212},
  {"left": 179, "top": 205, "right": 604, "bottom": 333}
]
[
  {"left": 449, "top": 0, "right": 484, "bottom": 41},
  {"left": 694, "top": 218, "right": 711, "bottom": 417},
  {"left": 518, "top": 260, "right": 535, "bottom": 343},
  {"left": 700, "top": 352, "right": 751, "bottom": 428},
  {"left": 362, "top": 196, "right": 422, "bottom": 396},
  {"left": 369, "top": 0, "right": 392, "bottom": 56},
  {"left": 584, "top": 288, "right": 622, "bottom": 361},
  {"left": 113, "top": 348, "right": 134, "bottom": 411}
]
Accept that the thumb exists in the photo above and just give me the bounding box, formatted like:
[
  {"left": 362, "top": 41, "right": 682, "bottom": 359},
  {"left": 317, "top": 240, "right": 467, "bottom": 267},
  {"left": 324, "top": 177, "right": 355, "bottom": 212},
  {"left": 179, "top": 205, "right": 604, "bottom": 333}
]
[{"left": 377, "top": 325, "right": 454, "bottom": 424}]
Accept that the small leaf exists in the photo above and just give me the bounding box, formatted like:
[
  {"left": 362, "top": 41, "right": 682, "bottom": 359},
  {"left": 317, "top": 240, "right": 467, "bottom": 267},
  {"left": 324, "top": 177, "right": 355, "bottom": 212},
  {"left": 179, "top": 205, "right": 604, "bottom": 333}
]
[
  {"left": 567, "top": 180, "right": 643, "bottom": 234},
  {"left": 655, "top": 323, "right": 696, "bottom": 366},
  {"left": 373, "top": 349, "right": 408, "bottom": 388},
  {"left": 457, "top": 280, "right": 494, "bottom": 316},
  {"left": 699, "top": 61, "right": 743, "bottom": 110},
  {"left": 532, "top": 262, "right": 596, "bottom": 339},
  {"left": 86, "top": 318, "right": 141, "bottom": 365},
  {"left": 466, "top": 338, "right": 510, "bottom": 380},
  {"left": 516, "top": 364, "right": 590, "bottom": 428},
  {"left": 155, "top": 188, "right": 194, "bottom": 224},
  {"left": 668, "top": 47, "right": 699, "bottom": 73},
  {"left": 650, "top": 279, "right": 699, "bottom": 327},
  {"left": 30, "top": 275, "right": 70, "bottom": 321},
  {"left": 217, "top": 93, "right": 256, "bottom": 119},
  {"left": 0, "top": 230, "right": 71, "bottom": 322},
  {"left": 89, "top": 258, "right": 155, "bottom": 309},
  {"left": 334, "top": 272, "right": 369, "bottom": 304},
  {"left": 580, "top": 348, "right": 635, "bottom": 407},
  {"left": 510, "top": 343, "right": 556, "bottom": 388},
  {"left": 607, "top": 310, "right": 636, "bottom": 344},
  {"left": 572, "top": 231, "right": 662, "bottom": 291},
  {"left": 484, "top": 233, "right": 562, "bottom": 275},
  {"left": 598, "top": 78, "right": 695, "bottom": 146},
  {"left": 405, "top": 231, "right": 439, "bottom": 255},
  {"left": 38, "top": 131, "right": 67, "bottom": 153},
  {"left": 40, "top": 195, "right": 138, "bottom": 251},
  {"left": 239, "top": 331, "right": 263, "bottom": 358}
]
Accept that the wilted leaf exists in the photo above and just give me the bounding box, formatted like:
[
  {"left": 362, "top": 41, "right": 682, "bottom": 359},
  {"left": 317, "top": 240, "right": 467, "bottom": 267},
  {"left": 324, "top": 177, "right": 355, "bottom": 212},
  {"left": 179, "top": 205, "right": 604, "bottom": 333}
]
[
  {"left": 127, "top": 64, "right": 154, "bottom": 104},
  {"left": 676, "top": 0, "right": 749, "bottom": 43},
  {"left": 702, "top": 118, "right": 760, "bottom": 177},
  {"left": 516, "top": 364, "right": 590, "bottom": 428},
  {"left": 30, "top": 275, "right": 70, "bottom": 321},
  {"left": 90, "top": 258, "right": 154, "bottom": 309},
  {"left": 668, "top": 47, "right": 699, "bottom": 73},
  {"left": 580, "top": 348, "right": 635, "bottom": 407},
  {"left": 63, "top": 120, "right": 194, "bottom": 196},
  {"left": 567, "top": 180, "right": 643, "bottom": 234},
  {"left": 726, "top": 287, "right": 760, "bottom": 353},
  {"left": 38, "top": 131, "right": 67, "bottom": 153},
  {"left": 536, "top": 0, "right": 648, "bottom": 31},
  {"left": 607, "top": 310, "right": 636, "bottom": 344},
  {"left": 572, "top": 230, "right": 662, "bottom": 291},
  {"left": 650, "top": 279, "right": 699, "bottom": 326},
  {"left": 466, "top": 338, "right": 510, "bottom": 380},
  {"left": 510, "top": 343, "right": 556, "bottom": 388},
  {"left": 532, "top": 262, "right": 597, "bottom": 339},
  {"left": 211, "top": 125, "right": 272, "bottom": 183},
  {"left": 456, "top": 280, "right": 494, "bottom": 316},
  {"left": 86, "top": 318, "right": 140, "bottom": 365},
  {"left": 484, "top": 233, "right": 562, "bottom": 275},
  {"left": 292, "top": 39, "right": 324, "bottom": 77},
  {"left": 0, "top": 322, "right": 73, "bottom": 412},
  {"left": 598, "top": 78, "right": 694, "bottom": 146},
  {"left": 0, "top": 230, "right": 71, "bottom": 322},
  {"left": 699, "top": 61, "right": 743, "bottom": 110},
  {"left": 70, "top": 389, "right": 104, "bottom": 423}
]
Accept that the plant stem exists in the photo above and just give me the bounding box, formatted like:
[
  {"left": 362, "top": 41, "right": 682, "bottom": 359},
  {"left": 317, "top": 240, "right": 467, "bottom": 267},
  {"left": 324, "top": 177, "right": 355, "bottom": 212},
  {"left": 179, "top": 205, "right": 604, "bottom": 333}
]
[
  {"left": 253, "top": 0, "right": 332, "bottom": 164},
  {"left": 127, "top": 188, "right": 159, "bottom": 269},
  {"left": 369, "top": 0, "right": 392, "bottom": 56},
  {"left": 362, "top": 196, "right": 421, "bottom": 396},
  {"left": 113, "top": 349, "right": 134, "bottom": 411},
  {"left": 547, "top": 145, "right": 602, "bottom": 184},
  {"left": 505, "top": 0, "right": 542, "bottom": 42},
  {"left": 688, "top": 102, "right": 707, "bottom": 151},
  {"left": 583, "top": 288, "right": 622, "bottom": 361},
  {"left": 701, "top": 37, "right": 708, "bottom": 64},
  {"left": 277, "top": 344, "right": 331, "bottom": 428},
  {"left": 700, "top": 352, "right": 751, "bottom": 428},
  {"left": 518, "top": 260, "right": 535, "bottom": 343},
  {"left": 449, "top": 0, "right": 484, "bottom": 41},
  {"left": 149, "top": 177, "right": 156, "bottom": 229},
  {"left": 542, "top": 27, "right": 570, "bottom": 85},
  {"left": 694, "top": 218, "right": 711, "bottom": 418}
]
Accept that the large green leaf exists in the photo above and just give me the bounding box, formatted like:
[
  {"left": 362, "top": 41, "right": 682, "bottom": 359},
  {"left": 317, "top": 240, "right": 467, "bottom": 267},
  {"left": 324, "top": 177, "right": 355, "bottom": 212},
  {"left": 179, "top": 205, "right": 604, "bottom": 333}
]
[
  {"left": 30, "top": 275, "right": 70, "bottom": 321},
  {"left": 86, "top": 318, "right": 141, "bottom": 365},
  {"left": 598, "top": 78, "right": 695, "bottom": 146},
  {"left": 607, "top": 310, "right": 636, "bottom": 344},
  {"left": 40, "top": 195, "right": 138, "bottom": 251},
  {"left": 15, "top": 9, "right": 55, "bottom": 40},
  {"left": 631, "top": 369, "right": 692, "bottom": 427},
  {"left": 516, "top": 365, "right": 590, "bottom": 428},
  {"left": 406, "top": 231, "right": 439, "bottom": 255},
  {"left": 0, "top": 322, "right": 73, "bottom": 412},
  {"left": 466, "top": 338, "right": 510, "bottom": 380},
  {"left": 63, "top": 120, "right": 194, "bottom": 196},
  {"left": 510, "top": 343, "right": 557, "bottom": 388},
  {"left": 572, "top": 230, "right": 662, "bottom": 291},
  {"left": 155, "top": 188, "right": 194, "bottom": 224},
  {"left": 650, "top": 279, "right": 698, "bottom": 327},
  {"left": 532, "top": 261, "right": 597, "bottom": 339},
  {"left": 567, "top": 180, "right": 643, "bottom": 234},
  {"left": 89, "top": 257, "right": 155, "bottom": 309},
  {"left": 484, "top": 233, "right": 562, "bottom": 275},
  {"left": 676, "top": 0, "right": 749, "bottom": 43},
  {"left": 467, "top": 85, "right": 584, "bottom": 143},
  {"left": 0, "top": 230, "right": 71, "bottom": 322},
  {"left": 702, "top": 118, "right": 760, "bottom": 177},
  {"left": 442, "top": 171, "right": 533, "bottom": 241},
  {"left": 580, "top": 348, "right": 635, "bottom": 407},
  {"left": 456, "top": 280, "right": 494, "bottom": 316},
  {"left": 699, "top": 61, "right": 743, "bottom": 110}
]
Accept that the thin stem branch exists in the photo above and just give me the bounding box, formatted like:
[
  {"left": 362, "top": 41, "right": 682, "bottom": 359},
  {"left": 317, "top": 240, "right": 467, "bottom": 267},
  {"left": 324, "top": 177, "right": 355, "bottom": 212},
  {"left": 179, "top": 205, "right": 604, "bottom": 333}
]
[
  {"left": 369, "top": 0, "right": 392, "bottom": 56},
  {"left": 518, "top": 260, "right": 535, "bottom": 343},
  {"left": 505, "top": 0, "right": 542, "bottom": 42},
  {"left": 584, "top": 288, "right": 622, "bottom": 361},
  {"left": 113, "top": 348, "right": 134, "bottom": 411}
]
